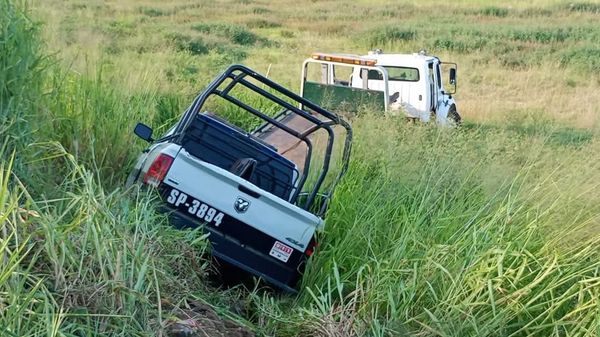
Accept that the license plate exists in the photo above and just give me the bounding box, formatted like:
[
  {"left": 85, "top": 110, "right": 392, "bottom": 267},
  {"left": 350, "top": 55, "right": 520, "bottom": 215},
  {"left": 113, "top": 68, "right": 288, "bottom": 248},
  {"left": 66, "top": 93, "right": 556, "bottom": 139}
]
[
  {"left": 269, "top": 241, "right": 294, "bottom": 263},
  {"left": 165, "top": 188, "right": 225, "bottom": 227}
]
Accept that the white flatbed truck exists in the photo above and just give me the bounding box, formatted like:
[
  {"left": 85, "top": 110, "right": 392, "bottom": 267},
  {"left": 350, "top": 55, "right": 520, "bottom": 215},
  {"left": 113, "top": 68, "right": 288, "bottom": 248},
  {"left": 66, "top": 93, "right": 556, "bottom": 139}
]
[{"left": 301, "top": 50, "right": 461, "bottom": 125}]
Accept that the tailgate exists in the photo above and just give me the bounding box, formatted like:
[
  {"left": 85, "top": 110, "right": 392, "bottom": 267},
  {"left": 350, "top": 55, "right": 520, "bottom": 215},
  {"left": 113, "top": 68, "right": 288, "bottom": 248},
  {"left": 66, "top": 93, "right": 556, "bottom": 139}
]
[{"left": 163, "top": 149, "right": 323, "bottom": 254}]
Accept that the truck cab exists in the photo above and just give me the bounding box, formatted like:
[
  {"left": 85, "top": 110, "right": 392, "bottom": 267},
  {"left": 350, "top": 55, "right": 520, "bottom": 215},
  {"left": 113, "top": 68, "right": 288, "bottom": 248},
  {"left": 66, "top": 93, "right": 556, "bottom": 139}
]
[{"left": 301, "top": 50, "right": 460, "bottom": 125}]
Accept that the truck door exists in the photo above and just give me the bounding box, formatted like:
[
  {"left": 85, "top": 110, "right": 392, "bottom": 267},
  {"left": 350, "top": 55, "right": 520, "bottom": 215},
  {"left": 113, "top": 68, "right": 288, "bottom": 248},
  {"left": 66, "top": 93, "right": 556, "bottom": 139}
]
[
  {"left": 428, "top": 62, "right": 437, "bottom": 112},
  {"left": 434, "top": 62, "right": 443, "bottom": 110}
]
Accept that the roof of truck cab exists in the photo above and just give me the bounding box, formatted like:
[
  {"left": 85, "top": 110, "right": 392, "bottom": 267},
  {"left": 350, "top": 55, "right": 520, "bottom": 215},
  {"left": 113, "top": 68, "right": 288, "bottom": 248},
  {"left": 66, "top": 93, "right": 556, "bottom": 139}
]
[{"left": 360, "top": 53, "right": 437, "bottom": 67}]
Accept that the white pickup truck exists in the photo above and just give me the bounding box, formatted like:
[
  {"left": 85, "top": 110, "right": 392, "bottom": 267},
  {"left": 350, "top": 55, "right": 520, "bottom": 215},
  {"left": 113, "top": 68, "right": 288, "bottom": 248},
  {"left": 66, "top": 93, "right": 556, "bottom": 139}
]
[
  {"left": 127, "top": 65, "right": 352, "bottom": 292},
  {"left": 301, "top": 50, "right": 461, "bottom": 125}
]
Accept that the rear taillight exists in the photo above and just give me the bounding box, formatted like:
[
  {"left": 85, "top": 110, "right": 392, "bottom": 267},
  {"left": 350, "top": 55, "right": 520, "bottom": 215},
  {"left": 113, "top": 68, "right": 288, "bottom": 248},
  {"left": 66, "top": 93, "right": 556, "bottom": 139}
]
[
  {"left": 143, "top": 154, "right": 174, "bottom": 187},
  {"left": 305, "top": 239, "right": 318, "bottom": 257}
]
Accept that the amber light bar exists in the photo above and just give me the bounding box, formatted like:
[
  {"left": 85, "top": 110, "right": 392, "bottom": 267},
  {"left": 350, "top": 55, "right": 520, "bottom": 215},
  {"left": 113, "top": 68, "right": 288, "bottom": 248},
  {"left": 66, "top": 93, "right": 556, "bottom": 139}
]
[{"left": 311, "top": 52, "right": 377, "bottom": 67}]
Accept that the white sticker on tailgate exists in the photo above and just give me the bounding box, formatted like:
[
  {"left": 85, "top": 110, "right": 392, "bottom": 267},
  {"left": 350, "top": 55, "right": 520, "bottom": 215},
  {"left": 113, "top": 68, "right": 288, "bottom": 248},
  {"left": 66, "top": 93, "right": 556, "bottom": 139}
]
[{"left": 269, "top": 241, "right": 293, "bottom": 263}]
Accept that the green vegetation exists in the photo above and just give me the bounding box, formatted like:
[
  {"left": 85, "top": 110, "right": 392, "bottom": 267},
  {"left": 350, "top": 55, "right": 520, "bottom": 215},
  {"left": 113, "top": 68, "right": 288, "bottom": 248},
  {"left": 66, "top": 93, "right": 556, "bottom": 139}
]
[
  {"left": 2, "top": 0, "right": 600, "bottom": 336},
  {"left": 366, "top": 27, "right": 418, "bottom": 47},
  {"left": 192, "top": 22, "right": 261, "bottom": 46},
  {"left": 479, "top": 6, "right": 510, "bottom": 17},
  {"left": 567, "top": 2, "right": 600, "bottom": 13}
]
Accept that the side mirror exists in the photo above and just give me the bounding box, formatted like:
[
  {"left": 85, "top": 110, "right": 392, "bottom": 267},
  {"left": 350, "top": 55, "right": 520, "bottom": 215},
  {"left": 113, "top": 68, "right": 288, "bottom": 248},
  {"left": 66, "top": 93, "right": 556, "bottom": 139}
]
[
  {"left": 134, "top": 123, "right": 154, "bottom": 142},
  {"left": 449, "top": 68, "right": 457, "bottom": 85}
]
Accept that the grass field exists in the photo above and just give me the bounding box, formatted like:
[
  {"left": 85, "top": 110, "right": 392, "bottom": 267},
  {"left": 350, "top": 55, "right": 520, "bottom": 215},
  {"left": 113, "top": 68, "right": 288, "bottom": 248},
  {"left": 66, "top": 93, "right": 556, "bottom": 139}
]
[{"left": 2, "top": 0, "right": 600, "bottom": 336}]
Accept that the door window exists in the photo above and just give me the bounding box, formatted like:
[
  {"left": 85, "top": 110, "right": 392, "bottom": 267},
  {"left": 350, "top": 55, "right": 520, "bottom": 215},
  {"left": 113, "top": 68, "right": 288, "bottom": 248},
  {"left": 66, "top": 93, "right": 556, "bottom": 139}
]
[
  {"left": 435, "top": 64, "right": 442, "bottom": 89},
  {"left": 428, "top": 63, "right": 435, "bottom": 110}
]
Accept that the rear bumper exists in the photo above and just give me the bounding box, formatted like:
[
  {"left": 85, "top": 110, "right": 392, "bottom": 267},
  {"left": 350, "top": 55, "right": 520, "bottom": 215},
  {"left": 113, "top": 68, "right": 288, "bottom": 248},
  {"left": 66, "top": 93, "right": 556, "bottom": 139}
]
[{"left": 168, "top": 210, "right": 303, "bottom": 293}]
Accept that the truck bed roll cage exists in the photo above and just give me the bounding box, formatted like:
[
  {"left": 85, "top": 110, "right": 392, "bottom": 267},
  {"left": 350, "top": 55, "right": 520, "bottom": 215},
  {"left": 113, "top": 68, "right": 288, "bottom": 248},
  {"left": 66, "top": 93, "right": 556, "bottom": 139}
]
[{"left": 171, "top": 65, "right": 352, "bottom": 215}]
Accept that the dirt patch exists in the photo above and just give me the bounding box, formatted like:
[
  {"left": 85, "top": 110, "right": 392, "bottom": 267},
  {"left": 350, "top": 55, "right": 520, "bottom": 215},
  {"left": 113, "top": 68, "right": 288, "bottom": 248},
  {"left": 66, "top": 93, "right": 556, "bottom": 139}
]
[{"left": 164, "top": 299, "right": 254, "bottom": 337}]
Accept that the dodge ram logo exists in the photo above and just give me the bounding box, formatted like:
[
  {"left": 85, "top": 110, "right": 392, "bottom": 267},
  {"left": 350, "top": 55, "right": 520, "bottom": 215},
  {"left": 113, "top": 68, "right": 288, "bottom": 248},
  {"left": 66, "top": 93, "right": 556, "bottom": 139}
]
[{"left": 234, "top": 197, "right": 250, "bottom": 213}]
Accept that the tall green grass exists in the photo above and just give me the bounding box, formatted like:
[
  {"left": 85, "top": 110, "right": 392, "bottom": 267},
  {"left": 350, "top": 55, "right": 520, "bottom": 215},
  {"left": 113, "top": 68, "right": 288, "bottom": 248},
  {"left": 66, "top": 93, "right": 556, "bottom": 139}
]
[
  {"left": 249, "top": 119, "right": 600, "bottom": 336},
  {"left": 0, "top": 0, "right": 45, "bottom": 151},
  {"left": 0, "top": 153, "right": 63, "bottom": 337},
  {"left": 1, "top": 3, "right": 212, "bottom": 335},
  {"left": 0, "top": 142, "right": 214, "bottom": 336}
]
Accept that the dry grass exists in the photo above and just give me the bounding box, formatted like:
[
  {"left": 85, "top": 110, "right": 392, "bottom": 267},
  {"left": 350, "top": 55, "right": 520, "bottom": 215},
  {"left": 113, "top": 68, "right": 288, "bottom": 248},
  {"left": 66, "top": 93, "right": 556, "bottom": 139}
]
[{"left": 32, "top": 0, "right": 600, "bottom": 129}]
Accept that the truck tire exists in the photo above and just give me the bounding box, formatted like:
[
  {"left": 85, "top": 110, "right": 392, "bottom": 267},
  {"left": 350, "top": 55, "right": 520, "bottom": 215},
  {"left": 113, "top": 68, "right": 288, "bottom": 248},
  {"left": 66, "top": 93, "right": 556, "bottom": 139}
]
[{"left": 448, "top": 105, "right": 461, "bottom": 126}]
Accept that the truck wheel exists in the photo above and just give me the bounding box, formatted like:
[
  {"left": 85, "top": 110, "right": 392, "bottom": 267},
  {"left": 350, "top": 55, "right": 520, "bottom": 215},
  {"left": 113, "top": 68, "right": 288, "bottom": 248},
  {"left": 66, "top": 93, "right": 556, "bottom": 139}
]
[{"left": 448, "top": 105, "right": 461, "bottom": 126}]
